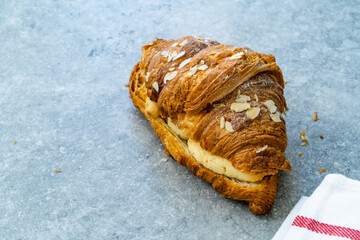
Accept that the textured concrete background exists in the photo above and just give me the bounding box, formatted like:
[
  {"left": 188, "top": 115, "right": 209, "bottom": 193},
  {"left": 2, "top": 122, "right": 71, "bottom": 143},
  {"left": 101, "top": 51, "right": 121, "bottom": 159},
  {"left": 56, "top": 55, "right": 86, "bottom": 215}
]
[{"left": 1, "top": 0, "right": 359, "bottom": 239}]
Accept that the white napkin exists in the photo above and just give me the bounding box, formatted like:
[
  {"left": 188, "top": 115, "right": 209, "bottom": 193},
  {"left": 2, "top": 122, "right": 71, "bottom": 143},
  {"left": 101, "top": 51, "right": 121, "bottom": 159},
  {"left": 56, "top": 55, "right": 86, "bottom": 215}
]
[{"left": 273, "top": 174, "right": 360, "bottom": 240}]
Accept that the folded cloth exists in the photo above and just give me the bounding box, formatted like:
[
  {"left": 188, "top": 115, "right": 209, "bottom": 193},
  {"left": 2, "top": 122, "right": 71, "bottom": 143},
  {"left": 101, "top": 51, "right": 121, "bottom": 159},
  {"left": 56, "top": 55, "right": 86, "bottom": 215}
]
[{"left": 273, "top": 174, "right": 360, "bottom": 240}]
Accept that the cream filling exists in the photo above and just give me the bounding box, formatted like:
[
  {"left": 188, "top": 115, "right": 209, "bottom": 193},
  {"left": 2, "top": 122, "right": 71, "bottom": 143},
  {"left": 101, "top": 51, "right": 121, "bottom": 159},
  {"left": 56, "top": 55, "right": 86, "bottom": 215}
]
[
  {"left": 187, "top": 139, "right": 265, "bottom": 183},
  {"left": 167, "top": 118, "right": 265, "bottom": 183}
]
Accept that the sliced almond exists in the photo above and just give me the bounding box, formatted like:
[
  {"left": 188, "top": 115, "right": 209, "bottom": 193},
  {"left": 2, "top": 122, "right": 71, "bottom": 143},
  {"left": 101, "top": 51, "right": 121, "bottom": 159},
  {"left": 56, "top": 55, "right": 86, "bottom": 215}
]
[
  {"left": 256, "top": 145, "right": 268, "bottom": 153},
  {"left": 220, "top": 117, "right": 225, "bottom": 129},
  {"left": 193, "top": 35, "right": 203, "bottom": 42},
  {"left": 164, "top": 71, "right": 178, "bottom": 83},
  {"left": 161, "top": 51, "right": 169, "bottom": 57},
  {"left": 189, "top": 66, "right": 198, "bottom": 76},
  {"left": 167, "top": 51, "right": 177, "bottom": 62},
  {"left": 264, "top": 100, "right": 277, "bottom": 113},
  {"left": 169, "top": 67, "right": 175, "bottom": 71},
  {"left": 179, "top": 58, "right": 191, "bottom": 69},
  {"left": 179, "top": 39, "right": 188, "bottom": 46},
  {"left": 300, "top": 130, "right": 308, "bottom": 146},
  {"left": 246, "top": 107, "right": 260, "bottom": 119},
  {"left": 225, "top": 121, "right": 234, "bottom": 132},
  {"left": 145, "top": 72, "right": 150, "bottom": 82},
  {"left": 171, "top": 42, "right": 179, "bottom": 47},
  {"left": 270, "top": 112, "right": 281, "bottom": 122},
  {"left": 200, "top": 60, "right": 205, "bottom": 65},
  {"left": 235, "top": 95, "right": 251, "bottom": 103},
  {"left": 172, "top": 51, "right": 185, "bottom": 61},
  {"left": 231, "top": 102, "right": 250, "bottom": 112},
  {"left": 229, "top": 52, "right": 244, "bottom": 60},
  {"left": 197, "top": 64, "right": 208, "bottom": 71},
  {"left": 254, "top": 94, "right": 259, "bottom": 102},
  {"left": 152, "top": 81, "right": 159, "bottom": 92}
]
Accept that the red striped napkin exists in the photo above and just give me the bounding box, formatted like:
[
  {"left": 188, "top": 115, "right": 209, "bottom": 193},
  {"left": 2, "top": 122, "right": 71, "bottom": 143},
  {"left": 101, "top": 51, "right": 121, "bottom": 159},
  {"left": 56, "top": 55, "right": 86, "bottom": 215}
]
[{"left": 273, "top": 174, "right": 360, "bottom": 240}]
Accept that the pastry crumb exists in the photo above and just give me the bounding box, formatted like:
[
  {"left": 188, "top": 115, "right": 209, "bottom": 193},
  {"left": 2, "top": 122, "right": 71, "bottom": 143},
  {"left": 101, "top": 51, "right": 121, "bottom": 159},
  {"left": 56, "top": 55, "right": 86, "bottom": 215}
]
[
  {"left": 320, "top": 135, "right": 324, "bottom": 140},
  {"left": 298, "top": 152, "right": 302, "bottom": 157},
  {"left": 317, "top": 168, "right": 326, "bottom": 173},
  {"left": 312, "top": 111, "right": 319, "bottom": 121},
  {"left": 300, "top": 130, "right": 308, "bottom": 146},
  {"left": 13, "top": 140, "right": 17, "bottom": 145},
  {"left": 54, "top": 169, "right": 62, "bottom": 173},
  {"left": 161, "top": 158, "right": 168, "bottom": 162}
]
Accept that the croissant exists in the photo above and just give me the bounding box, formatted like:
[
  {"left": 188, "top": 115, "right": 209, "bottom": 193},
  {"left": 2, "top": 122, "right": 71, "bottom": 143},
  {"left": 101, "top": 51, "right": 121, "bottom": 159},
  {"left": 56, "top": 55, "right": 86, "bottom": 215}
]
[{"left": 128, "top": 36, "right": 290, "bottom": 215}]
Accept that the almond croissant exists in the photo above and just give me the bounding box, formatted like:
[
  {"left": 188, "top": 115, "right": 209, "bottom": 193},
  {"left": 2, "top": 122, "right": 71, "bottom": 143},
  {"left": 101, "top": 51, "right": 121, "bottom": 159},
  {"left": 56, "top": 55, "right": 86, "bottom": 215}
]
[{"left": 128, "top": 36, "right": 290, "bottom": 215}]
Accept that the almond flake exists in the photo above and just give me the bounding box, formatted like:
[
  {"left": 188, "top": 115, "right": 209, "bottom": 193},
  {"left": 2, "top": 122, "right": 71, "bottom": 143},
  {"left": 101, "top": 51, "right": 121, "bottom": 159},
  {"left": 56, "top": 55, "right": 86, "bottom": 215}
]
[
  {"left": 270, "top": 112, "right": 282, "bottom": 122},
  {"left": 256, "top": 145, "right": 268, "bottom": 153},
  {"left": 179, "top": 39, "right": 188, "bottom": 46},
  {"left": 193, "top": 35, "right": 203, "bottom": 42},
  {"left": 235, "top": 94, "right": 250, "bottom": 103},
  {"left": 225, "top": 75, "right": 229, "bottom": 79},
  {"left": 161, "top": 158, "right": 168, "bottom": 162},
  {"left": 229, "top": 52, "right": 244, "bottom": 60},
  {"left": 254, "top": 94, "right": 259, "bottom": 102},
  {"left": 246, "top": 107, "right": 260, "bottom": 119},
  {"left": 171, "top": 42, "right": 179, "bottom": 47},
  {"left": 231, "top": 102, "right": 250, "bottom": 112},
  {"left": 145, "top": 72, "right": 150, "bottom": 82},
  {"left": 200, "top": 60, "right": 205, "bottom": 65},
  {"left": 164, "top": 71, "right": 178, "bottom": 83},
  {"left": 300, "top": 130, "right": 308, "bottom": 146},
  {"left": 152, "top": 82, "right": 159, "bottom": 92},
  {"left": 161, "top": 51, "right": 169, "bottom": 57},
  {"left": 172, "top": 51, "right": 185, "bottom": 61},
  {"left": 225, "top": 121, "right": 234, "bottom": 132},
  {"left": 167, "top": 51, "right": 177, "bottom": 62},
  {"left": 197, "top": 64, "right": 208, "bottom": 71},
  {"left": 264, "top": 100, "right": 277, "bottom": 113},
  {"left": 220, "top": 117, "right": 225, "bottom": 129},
  {"left": 189, "top": 66, "right": 198, "bottom": 76},
  {"left": 169, "top": 67, "right": 175, "bottom": 71},
  {"left": 179, "top": 58, "right": 191, "bottom": 69}
]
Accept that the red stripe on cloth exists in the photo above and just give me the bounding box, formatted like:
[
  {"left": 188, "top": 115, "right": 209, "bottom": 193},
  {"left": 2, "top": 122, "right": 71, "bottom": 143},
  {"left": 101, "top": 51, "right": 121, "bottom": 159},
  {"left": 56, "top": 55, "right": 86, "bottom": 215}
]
[{"left": 292, "top": 215, "right": 360, "bottom": 240}]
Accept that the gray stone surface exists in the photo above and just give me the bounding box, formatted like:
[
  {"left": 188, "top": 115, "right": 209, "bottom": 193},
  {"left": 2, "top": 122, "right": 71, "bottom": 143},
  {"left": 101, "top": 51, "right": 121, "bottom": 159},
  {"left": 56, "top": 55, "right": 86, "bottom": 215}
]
[{"left": 1, "top": 0, "right": 359, "bottom": 239}]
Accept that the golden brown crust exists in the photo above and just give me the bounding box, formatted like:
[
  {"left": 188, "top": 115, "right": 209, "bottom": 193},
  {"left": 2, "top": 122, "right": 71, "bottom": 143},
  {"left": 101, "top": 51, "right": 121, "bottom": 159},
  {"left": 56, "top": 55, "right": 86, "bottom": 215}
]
[{"left": 128, "top": 36, "right": 290, "bottom": 214}]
